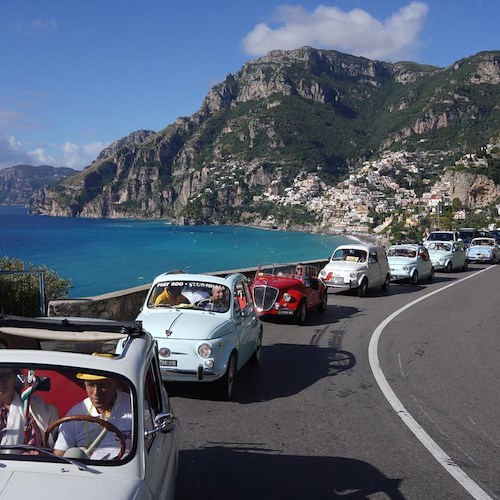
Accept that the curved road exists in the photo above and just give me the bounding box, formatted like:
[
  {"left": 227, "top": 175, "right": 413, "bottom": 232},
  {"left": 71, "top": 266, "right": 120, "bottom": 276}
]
[{"left": 171, "top": 263, "right": 500, "bottom": 499}]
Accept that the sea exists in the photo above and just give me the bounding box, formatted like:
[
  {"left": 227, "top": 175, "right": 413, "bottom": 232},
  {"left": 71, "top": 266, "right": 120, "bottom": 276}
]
[{"left": 0, "top": 206, "right": 351, "bottom": 298}]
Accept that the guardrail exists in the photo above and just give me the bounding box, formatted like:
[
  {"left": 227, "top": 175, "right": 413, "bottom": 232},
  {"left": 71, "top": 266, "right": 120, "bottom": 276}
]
[{"left": 47, "top": 259, "right": 329, "bottom": 321}]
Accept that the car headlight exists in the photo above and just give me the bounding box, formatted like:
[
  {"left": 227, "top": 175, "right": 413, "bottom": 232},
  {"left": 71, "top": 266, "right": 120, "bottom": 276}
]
[
  {"left": 403, "top": 266, "right": 409, "bottom": 271},
  {"left": 349, "top": 272, "right": 357, "bottom": 279},
  {"left": 438, "top": 258, "right": 445, "bottom": 264},
  {"left": 197, "top": 343, "right": 212, "bottom": 358},
  {"left": 283, "top": 292, "right": 292, "bottom": 302},
  {"left": 320, "top": 270, "right": 326, "bottom": 277}
]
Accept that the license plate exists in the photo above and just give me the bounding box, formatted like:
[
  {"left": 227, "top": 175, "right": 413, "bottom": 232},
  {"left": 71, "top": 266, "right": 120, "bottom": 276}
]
[
  {"left": 333, "top": 276, "right": 344, "bottom": 284},
  {"left": 278, "top": 309, "right": 294, "bottom": 315},
  {"left": 160, "top": 359, "right": 177, "bottom": 367}
]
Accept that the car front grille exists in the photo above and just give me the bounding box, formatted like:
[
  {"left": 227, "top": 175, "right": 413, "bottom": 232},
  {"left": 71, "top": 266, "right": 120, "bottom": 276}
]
[{"left": 253, "top": 285, "right": 279, "bottom": 311}]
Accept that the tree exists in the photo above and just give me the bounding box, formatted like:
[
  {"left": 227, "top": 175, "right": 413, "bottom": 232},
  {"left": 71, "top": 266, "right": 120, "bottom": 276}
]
[{"left": 0, "top": 257, "right": 72, "bottom": 316}]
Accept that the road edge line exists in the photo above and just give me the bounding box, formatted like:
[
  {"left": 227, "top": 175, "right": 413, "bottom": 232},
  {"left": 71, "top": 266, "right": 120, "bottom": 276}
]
[{"left": 368, "top": 266, "right": 495, "bottom": 500}]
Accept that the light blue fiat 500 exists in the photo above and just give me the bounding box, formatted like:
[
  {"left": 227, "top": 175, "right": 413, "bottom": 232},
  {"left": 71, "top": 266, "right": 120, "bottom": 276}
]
[
  {"left": 387, "top": 243, "right": 435, "bottom": 284},
  {"left": 427, "top": 240, "right": 468, "bottom": 272},
  {"left": 135, "top": 272, "right": 263, "bottom": 400}
]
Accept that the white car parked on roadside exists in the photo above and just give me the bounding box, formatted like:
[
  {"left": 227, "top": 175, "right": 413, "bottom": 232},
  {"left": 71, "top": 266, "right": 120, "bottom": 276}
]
[{"left": 319, "top": 244, "right": 391, "bottom": 296}]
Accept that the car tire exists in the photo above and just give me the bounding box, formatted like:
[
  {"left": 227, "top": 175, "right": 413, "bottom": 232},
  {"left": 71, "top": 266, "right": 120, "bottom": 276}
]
[
  {"left": 294, "top": 300, "right": 307, "bottom": 325},
  {"left": 357, "top": 279, "right": 368, "bottom": 297},
  {"left": 462, "top": 259, "right": 468, "bottom": 271},
  {"left": 428, "top": 268, "right": 435, "bottom": 282},
  {"left": 216, "top": 351, "right": 237, "bottom": 401},
  {"left": 317, "top": 291, "right": 328, "bottom": 312},
  {"left": 410, "top": 271, "right": 419, "bottom": 285},
  {"left": 445, "top": 261, "right": 452, "bottom": 273},
  {"left": 251, "top": 329, "right": 263, "bottom": 364},
  {"left": 381, "top": 274, "right": 390, "bottom": 291}
]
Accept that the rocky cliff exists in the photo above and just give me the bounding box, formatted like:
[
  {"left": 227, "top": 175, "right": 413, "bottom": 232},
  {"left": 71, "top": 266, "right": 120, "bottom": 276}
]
[
  {"left": 0, "top": 164, "right": 78, "bottom": 206},
  {"left": 27, "top": 47, "right": 500, "bottom": 223}
]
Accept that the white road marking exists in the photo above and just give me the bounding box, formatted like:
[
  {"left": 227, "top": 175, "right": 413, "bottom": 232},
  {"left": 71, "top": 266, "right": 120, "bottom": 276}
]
[{"left": 368, "top": 266, "right": 495, "bottom": 500}]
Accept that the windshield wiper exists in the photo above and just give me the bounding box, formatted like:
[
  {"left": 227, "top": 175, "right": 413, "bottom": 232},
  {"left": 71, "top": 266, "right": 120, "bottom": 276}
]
[{"left": 0, "top": 444, "right": 91, "bottom": 471}]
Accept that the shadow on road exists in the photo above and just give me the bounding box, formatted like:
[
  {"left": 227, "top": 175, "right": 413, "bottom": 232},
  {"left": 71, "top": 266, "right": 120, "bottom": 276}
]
[
  {"left": 176, "top": 445, "right": 405, "bottom": 499},
  {"left": 168, "top": 341, "right": 355, "bottom": 403}
]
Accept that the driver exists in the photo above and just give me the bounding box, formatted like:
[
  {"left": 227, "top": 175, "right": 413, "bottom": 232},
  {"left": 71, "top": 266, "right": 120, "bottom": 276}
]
[{"left": 53, "top": 371, "right": 132, "bottom": 460}]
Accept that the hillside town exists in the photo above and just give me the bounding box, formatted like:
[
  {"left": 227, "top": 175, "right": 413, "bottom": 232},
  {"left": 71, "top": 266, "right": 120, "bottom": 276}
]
[{"left": 252, "top": 146, "right": 499, "bottom": 238}]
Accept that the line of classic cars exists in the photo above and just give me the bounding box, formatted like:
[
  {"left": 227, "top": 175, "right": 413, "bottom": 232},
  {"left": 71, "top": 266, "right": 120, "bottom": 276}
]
[{"left": 2, "top": 229, "right": 499, "bottom": 498}]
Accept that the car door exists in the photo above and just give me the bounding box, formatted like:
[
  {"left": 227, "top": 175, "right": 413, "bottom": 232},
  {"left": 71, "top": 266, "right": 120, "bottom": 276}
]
[
  {"left": 368, "top": 249, "right": 382, "bottom": 286},
  {"left": 233, "top": 279, "right": 259, "bottom": 366},
  {"left": 452, "top": 242, "right": 465, "bottom": 267},
  {"left": 144, "top": 356, "right": 178, "bottom": 499},
  {"left": 417, "top": 246, "right": 431, "bottom": 277},
  {"left": 303, "top": 265, "right": 321, "bottom": 307}
]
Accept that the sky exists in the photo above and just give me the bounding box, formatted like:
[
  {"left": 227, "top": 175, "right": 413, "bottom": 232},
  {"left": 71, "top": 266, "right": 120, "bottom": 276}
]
[{"left": 0, "top": 0, "right": 498, "bottom": 171}]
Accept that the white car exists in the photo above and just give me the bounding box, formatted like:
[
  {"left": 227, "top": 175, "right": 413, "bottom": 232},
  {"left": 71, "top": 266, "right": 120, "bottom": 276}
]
[
  {"left": 319, "top": 244, "right": 391, "bottom": 296},
  {"left": 387, "top": 244, "right": 434, "bottom": 284},
  {"left": 423, "top": 230, "right": 462, "bottom": 248},
  {"left": 466, "top": 237, "right": 500, "bottom": 263},
  {"left": 0, "top": 316, "right": 179, "bottom": 500},
  {"left": 133, "top": 272, "right": 263, "bottom": 400}
]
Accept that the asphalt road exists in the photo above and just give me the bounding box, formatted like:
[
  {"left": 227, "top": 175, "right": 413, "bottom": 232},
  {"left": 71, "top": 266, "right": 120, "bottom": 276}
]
[{"left": 170, "top": 263, "right": 500, "bottom": 500}]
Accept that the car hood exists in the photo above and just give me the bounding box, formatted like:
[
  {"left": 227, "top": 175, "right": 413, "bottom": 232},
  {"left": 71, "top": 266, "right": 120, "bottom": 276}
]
[
  {"left": 428, "top": 250, "right": 452, "bottom": 257},
  {"left": 323, "top": 262, "right": 368, "bottom": 272},
  {"left": 387, "top": 257, "right": 415, "bottom": 266},
  {"left": 138, "top": 310, "right": 233, "bottom": 340},
  {"left": 0, "top": 470, "right": 149, "bottom": 499}
]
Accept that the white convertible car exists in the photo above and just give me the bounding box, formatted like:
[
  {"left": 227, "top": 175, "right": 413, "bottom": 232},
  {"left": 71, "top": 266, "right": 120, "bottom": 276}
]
[{"left": 0, "top": 316, "right": 179, "bottom": 500}]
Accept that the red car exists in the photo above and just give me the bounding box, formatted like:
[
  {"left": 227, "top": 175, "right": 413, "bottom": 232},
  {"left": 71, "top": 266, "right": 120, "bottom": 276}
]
[{"left": 250, "top": 263, "right": 328, "bottom": 324}]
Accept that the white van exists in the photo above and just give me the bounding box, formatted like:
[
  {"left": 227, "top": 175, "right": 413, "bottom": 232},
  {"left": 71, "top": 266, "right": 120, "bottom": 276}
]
[{"left": 319, "top": 244, "right": 391, "bottom": 296}]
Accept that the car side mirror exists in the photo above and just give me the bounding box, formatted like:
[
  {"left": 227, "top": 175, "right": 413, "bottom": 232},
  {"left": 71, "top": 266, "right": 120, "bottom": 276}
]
[{"left": 145, "top": 412, "right": 178, "bottom": 438}]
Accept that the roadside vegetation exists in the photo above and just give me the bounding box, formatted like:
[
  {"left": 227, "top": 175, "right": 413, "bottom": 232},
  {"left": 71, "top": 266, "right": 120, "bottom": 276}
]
[{"left": 0, "top": 257, "right": 72, "bottom": 317}]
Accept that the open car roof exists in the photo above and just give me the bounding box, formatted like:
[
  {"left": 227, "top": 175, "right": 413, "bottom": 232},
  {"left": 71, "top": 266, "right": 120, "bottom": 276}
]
[{"left": 0, "top": 315, "right": 141, "bottom": 343}]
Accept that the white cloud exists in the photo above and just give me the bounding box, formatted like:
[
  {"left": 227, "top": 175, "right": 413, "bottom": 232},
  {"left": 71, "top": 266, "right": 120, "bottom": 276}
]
[
  {"left": 242, "top": 2, "right": 429, "bottom": 62},
  {"left": 61, "top": 141, "right": 110, "bottom": 170},
  {"left": 0, "top": 135, "right": 109, "bottom": 170}
]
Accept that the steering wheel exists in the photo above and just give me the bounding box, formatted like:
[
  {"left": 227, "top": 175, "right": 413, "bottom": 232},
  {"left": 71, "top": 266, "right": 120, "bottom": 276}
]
[
  {"left": 196, "top": 298, "right": 212, "bottom": 308},
  {"left": 44, "top": 415, "right": 127, "bottom": 460}
]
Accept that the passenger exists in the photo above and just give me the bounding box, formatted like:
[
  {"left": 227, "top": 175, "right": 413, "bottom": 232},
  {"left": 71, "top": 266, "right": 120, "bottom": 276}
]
[
  {"left": 0, "top": 367, "right": 58, "bottom": 452},
  {"left": 154, "top": 284, "right": 189, "bottom": 306},
  {"left": 53, "top": 370, "right": 132, "bottom": 460},
  {"left": 294, "top": 264, "right": 304, "bottom": 277}
]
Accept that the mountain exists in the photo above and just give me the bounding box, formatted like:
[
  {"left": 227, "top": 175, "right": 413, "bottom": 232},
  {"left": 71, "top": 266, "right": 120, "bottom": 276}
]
[
  {"left": 0, "top": 164, "right": 78, "bottom": 206},
  {"left": 28, "top": 47, "right": 500, "bottom": 224}
]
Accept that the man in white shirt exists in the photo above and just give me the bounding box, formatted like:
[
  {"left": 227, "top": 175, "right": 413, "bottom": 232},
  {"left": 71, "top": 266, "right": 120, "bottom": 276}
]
[{"left": 53, "top": 372, "right": 132, "bottom": 460}]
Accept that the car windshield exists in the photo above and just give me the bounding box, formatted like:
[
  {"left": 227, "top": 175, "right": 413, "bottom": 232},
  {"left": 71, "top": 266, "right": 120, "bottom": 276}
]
[
  {"left": 147, "top": 280, "right": 230, "bottom": 313},
  {"left": 256, "top": 264, "right": 298, "bottom": 278},
  {"left": 387, "top": 247, "right": 416, "bottom": 258},
  {"left": 0, "top": 363, "right": 134, "bottom": 464},
  {"left": 428, "top": 232, "right": 454, "bottom": 241},
  {"left": 331, "top": 248, "right": 367, "bottom": 263},
  {"left": 428, "top": 242, "right": 451, "bottom": 251},
  {"left": 471, "top": 238, "right": 494, "bottom": 246}
]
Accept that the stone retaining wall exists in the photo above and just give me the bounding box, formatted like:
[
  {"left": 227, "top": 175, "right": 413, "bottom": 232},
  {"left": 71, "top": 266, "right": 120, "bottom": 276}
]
[{"left": 48, "top": 259, "right": 329, "bottom": 321}]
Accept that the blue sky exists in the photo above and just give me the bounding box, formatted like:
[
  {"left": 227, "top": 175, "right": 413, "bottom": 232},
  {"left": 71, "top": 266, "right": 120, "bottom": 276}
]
[{"left": 0, "top": 0, "right": 498, "bottom": 170}]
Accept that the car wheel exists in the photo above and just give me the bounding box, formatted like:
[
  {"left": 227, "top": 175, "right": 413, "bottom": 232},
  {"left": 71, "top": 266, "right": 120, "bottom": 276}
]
[
  {"left": 251, "top": 329, "right": 263, "bottom": 364},
  {"left": 445, "top": 261, "right": 452, "bottom": 273},
  {"left": 462, "top": 259, "right": 468, "bottom": 271},
  {"left": 428, "top": 268, "right": 435, "bottom": 282},
  {"left": 317, "top": 291, "right": 328, "bottom": 312},
  {"left": 216, "top": 351, "right": 237, "bottom": 401},
  {"left": 294, "top": 300, "right": 307, "bottom": 325},
  {"left": 381, "top": 274, "right": 390, "bottom": 291},
  {"left": 410, "top": 271, "right": 419, "bottom": 285},
  {"left": 357, "top": 279, "right": 368, "bottom": 297}
]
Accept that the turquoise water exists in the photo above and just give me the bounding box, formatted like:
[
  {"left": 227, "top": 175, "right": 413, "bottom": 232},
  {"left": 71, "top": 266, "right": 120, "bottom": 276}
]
[{"left": 0, "top": 206, "right": 350, "bottom": 298}]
